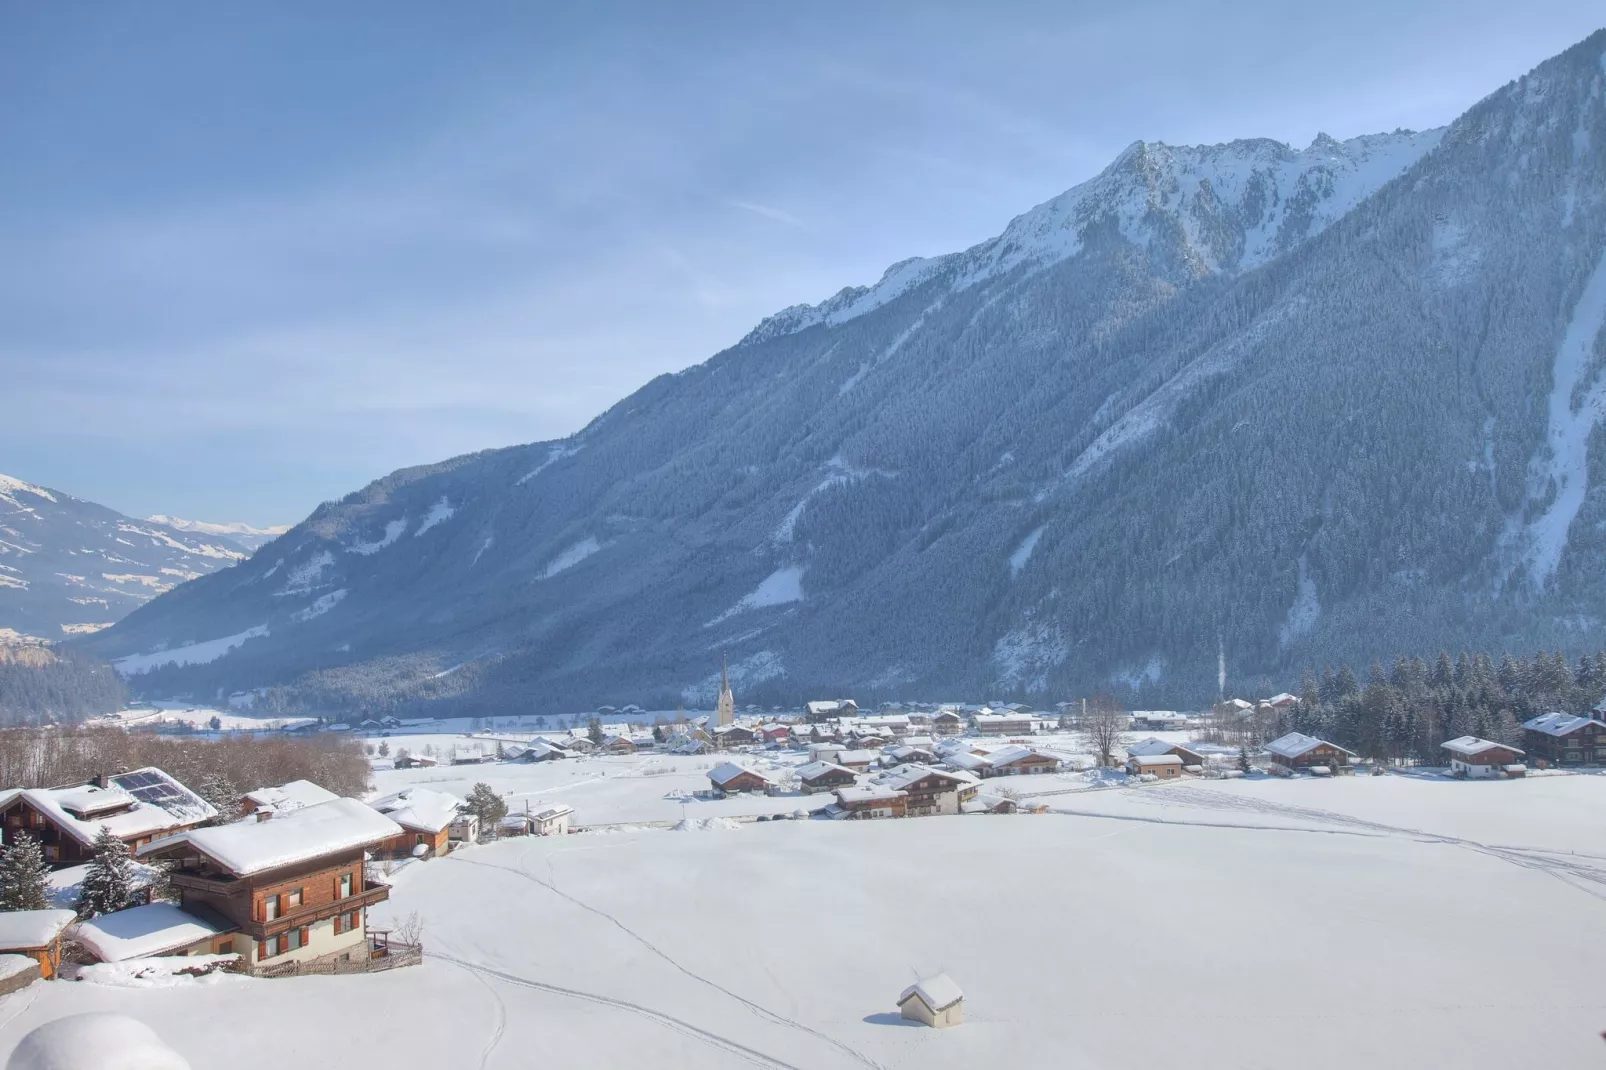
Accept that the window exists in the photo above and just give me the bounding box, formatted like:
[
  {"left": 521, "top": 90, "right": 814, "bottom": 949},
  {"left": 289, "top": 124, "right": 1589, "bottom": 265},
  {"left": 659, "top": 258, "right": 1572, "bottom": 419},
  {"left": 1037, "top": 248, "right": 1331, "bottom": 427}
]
[
  {"left": 333, "top": 910, "right": 361, "bottom": 935},
  {"left": 285, "top": 928, "right": 304, "bottom": 953},
  {"left": 286, "top": 887, "right": 303, "bottom": 909},
  {"left": 263, "top": 895, "right": 279, "bottom": 921},
  {"left": 338, "top": 872, "right": 353, "bottom": 899}
]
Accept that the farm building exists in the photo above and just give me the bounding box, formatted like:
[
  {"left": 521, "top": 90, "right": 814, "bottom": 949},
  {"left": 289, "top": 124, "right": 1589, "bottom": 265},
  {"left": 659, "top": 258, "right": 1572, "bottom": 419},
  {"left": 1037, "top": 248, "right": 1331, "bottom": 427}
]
[
  {"left": 795, "top": 762, "right": 858, "bottom": 794},
  {"left": 708, "top": 763, "right": 774, "bottom": 794},
  {"left": 1440, "top": 737, "right": 1526, "bottom": 778},
  {"left": 368, "top": 787, "right": 465, "bottom": 859},
  {"left": 74, "top": 902, "right": 237, "bottom": 964},
  {"left": 875, "top": 765, "right": 980, "bottom": 816},
  {"left": 832, "top": 785, "right": 907, "bottom": 819},
  {"left": 1127, "top": 754, "right": 1184, "bottom": 779},
  {"left": 1521, "top": 713, "right": 1606, "bottom": 766},
  {"left": 982, "top": 746, "right": 1061, "bottom": 776},
  {"left": 0, "top": 910, "right": 75, "bottom": 980},
  {"left": 1125, "top": 737, "right": 1206, "bottom": 767},
  {"left": 898, "top": 974, "right": 964, "bottom": 1028},
  {"left": 1263, "top": 733, "right": 1356, "bottom": 773}
]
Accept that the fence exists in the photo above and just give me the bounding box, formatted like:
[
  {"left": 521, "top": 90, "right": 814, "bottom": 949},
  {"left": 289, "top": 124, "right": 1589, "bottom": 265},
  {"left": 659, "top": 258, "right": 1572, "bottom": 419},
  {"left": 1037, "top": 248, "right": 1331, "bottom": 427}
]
[{"left": 243, "top": 940, "right": 423, "bottom": 979}]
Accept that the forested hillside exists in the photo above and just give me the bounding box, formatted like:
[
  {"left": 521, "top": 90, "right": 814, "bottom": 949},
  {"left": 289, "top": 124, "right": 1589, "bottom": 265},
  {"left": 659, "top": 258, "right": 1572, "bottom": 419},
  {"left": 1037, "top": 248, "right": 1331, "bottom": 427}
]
[
  {"left": 81, "top": 31, "right": 1606, "bottom": 715},
  {"left": 0, "top": 644, "right": 128, "bottom": 724}
]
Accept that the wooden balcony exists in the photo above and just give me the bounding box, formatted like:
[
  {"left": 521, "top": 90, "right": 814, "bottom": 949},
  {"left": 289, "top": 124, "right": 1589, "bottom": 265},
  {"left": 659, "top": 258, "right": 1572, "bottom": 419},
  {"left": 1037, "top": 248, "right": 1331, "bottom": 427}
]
[{"left": 245, "top": 885, "right": 390, "bottom": 939}]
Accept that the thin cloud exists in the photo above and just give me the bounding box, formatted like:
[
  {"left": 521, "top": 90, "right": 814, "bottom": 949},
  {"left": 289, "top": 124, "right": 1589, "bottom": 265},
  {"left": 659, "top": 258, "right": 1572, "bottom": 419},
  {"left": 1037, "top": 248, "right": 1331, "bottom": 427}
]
[{"left": 729, "top": 199, "right": 807, "bottom": 229}]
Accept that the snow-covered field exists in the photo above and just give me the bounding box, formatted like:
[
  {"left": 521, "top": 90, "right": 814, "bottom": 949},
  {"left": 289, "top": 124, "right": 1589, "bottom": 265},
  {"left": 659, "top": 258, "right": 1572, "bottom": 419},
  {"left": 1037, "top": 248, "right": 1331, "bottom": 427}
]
[{"left": 2, "top": 770, "right": 1603, "bottom": 1068}]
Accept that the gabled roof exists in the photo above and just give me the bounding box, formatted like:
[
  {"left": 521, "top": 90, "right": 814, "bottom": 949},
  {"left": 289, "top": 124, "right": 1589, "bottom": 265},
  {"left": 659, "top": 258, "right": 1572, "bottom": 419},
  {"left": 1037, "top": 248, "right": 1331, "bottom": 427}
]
[
  {"left": 836, "top": 749, "right": 877, "bottom": 764},
  {"left": 984, "top": 745, "right": 1058, "bottom": 768},
  {"left": 2, "top": 769, "right": 218, "bottom": 849},
  {"left": 709, "top": 762, "right": 772, "bottom": 787},
  {"left": 531, "top": 804, "right": 573, "bottom": 822},
  {"left": 74, "top": 902, "right": 234, "bottom": 963},
  {"left": 139, "top": 798, "right": 403, "bottom": 878},
  {"left": 243, "top": 779, "right": 339, "bottom": 815},
  {"left": 835, "top": 784, "right": 905, "bottom": 804},
  {"left": 877, "top": 764, "right": 978, "bottom": 791},
  {"left": 1264, "top": 732, "right": 1356, "bottom": 760},
  {"left": 942, "top": 751, "right": 989, "bottom": 771},
  {"left": 1441, "top": 736, "right": 1524, "bottom": 757},
  {"left": 0, "top": 909, "right": 76, "bottom": 951},
  {"left": 368, "top": 787, "right": 464, "bottom": 834},
  {"left": 1128, "top": 753, "right": 1184, "bottom": 766},
  {"left": 899, "top": 973, "right": 962, "bottom": 1011},
  {"left": 1522, "top": 712, "right": 1605, "bottom": 737},
  {"left": 1125, "top": 737, "right": 1200, "bottom": 758},
  {"left": 795, "top": 761, "right": 855, "bottom": 781}
]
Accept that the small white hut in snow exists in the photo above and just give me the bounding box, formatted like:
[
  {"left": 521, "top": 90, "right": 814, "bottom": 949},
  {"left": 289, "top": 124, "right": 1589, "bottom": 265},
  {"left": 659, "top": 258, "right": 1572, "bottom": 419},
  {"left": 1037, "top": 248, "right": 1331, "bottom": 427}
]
[{"left": 898, "top": 974, "right": 963, "bottom": 1028}]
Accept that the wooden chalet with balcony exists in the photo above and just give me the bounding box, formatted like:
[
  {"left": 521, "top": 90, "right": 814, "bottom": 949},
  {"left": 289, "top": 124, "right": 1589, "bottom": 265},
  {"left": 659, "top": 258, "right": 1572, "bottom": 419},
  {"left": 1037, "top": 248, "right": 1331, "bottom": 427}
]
[
  {"left": 1263, "top": 733, "right": 1356, "bottom": 773},
  {"left": 367, "top": 787, "right": 464, "bottom": 859},
  {"left": 795, "top": 761, "right": 859, "bottom": 794},
  {"left": 708, "top": 763, "right": 774, "bottom": 794},
  {"left": 0, "top": 769, "right": 217, "bottom": 868},
  {"left": 1440, "top": 736, "right": 1525, "bottom": 778},
  {"left": 875, "top": 765, "right": 980, "bottom": 816},
  {"left": 138, "top": 798, "right": 403, "bottom": 974},
  {"left": 1522, "top": 713, "right": 1606, "bottom": 767}
]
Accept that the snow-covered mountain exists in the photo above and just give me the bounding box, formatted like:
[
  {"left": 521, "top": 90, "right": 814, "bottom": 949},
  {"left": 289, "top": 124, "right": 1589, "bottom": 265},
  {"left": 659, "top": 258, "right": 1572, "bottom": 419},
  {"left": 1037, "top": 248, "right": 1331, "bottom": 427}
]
[
  {"left": 146, "top": 516, "right": 290, "bottom": 555},
  {"left": 0, "top": 474, "right": 248, "bottom": 640},
  {"left": 82, "top": 31, "right": 1606, "bottom": 713}
]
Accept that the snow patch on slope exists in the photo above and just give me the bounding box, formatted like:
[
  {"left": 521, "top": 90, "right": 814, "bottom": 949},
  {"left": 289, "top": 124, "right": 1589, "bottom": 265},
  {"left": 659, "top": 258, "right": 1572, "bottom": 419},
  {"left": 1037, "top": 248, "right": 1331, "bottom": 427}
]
[
  {"left": 114, "top": 625, "right": 269, "bottom": 676},
  {"left": 992, "top": 620, "right": 1067, "bottom": 691},
  {"left": 1515, "top": 243, "right": 1606, "bottom": 588},
  {"left": 706, "top": 566, "right": 805, "bottom": 626},
  {"left": 290, "top": 589, "right": 347, "bottom": 623},
  {"left": 681, "top": 651, "right": 786, "bottom": 704},
  {"left": 414, "top": 498, "right": 454, "bottom": 537},
  {"left": 518, "top": 444, "right": 582, "bottom": 486},
  {"left": 1278, "top": 554, "right": 1321, "bottom": 648},
  {"left": 1009, "top": 526, "right": 1045, "bottom": 578},
  {"left": 347, "top": 520, "right": 406, "bottom": 556},
  {"left": 0, "top": 474, "right": 58, "bottom": 505},
  {"left": 277, "top": 551, "right": 334, "bottom": 595},
  {"left": 540, "top": 537, "right": 602, "bottom": 579}
]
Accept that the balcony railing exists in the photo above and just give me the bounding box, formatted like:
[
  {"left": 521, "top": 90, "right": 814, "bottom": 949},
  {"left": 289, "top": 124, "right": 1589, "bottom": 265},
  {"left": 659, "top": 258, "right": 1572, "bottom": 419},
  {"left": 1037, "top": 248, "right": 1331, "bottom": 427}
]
[{"left": 243, "top": 885, "right": 391, "bottom": 939}]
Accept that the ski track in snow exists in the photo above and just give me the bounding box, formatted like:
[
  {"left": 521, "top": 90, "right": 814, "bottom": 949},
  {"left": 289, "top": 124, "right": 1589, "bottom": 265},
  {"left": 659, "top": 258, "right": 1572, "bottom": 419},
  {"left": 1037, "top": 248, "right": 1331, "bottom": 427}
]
[
  {"left": 1043, "top": 783, "right": 1606, "bottom": 902},
  {"left": 445, "top": 852, "right": 883, "bottom": 1070},
  {"left": 1520, "top": 243, "right": 1606, "bottom": 587}
]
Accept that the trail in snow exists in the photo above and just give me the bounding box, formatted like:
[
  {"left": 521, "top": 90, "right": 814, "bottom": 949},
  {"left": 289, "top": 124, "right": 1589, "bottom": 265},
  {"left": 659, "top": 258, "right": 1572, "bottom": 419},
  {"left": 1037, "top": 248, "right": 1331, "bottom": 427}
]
[
  {"left": 431, "top": 951, "right": 806, "bottom": 1070},
  {"left": 446, "top": 852, "right": 884, "bottom": 1070},
  {"left": 1048, "top": 782, "right": 1606, "bottom": 901},
  {"left": 1521, "top": 244, "right": 1606, "bottom": 586}
]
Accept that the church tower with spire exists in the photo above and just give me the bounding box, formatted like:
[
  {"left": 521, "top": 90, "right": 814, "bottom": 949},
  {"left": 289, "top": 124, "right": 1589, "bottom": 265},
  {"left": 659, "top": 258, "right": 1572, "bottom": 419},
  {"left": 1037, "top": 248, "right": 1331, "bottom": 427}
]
[{"left": 716, "top": 657, "right": 735, "bottom": 727}]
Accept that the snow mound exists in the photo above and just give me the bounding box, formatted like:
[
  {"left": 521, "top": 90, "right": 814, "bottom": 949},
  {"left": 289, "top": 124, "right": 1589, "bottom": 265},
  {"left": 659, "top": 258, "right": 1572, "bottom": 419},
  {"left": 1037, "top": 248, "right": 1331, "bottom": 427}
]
[
  {"left": 72, "top": 954, "right": 239, "bottom": 988},
  {"left": 6, "top": 1013, "right": 191, "bottom": 1070},
  {"left": 672, "top": 817, "right": 741, "bottom": 832}
]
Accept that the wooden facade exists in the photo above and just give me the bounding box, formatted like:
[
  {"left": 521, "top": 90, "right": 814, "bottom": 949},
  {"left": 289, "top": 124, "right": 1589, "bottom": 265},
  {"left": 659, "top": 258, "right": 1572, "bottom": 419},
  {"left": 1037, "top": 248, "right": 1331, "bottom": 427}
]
[{"left": 1523, "top": 718, "right": 1606, "bottom": 766}]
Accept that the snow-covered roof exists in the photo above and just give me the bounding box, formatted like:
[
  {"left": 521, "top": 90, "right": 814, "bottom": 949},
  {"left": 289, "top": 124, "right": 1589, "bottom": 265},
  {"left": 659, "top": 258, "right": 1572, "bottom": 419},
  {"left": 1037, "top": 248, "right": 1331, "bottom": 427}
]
[
  {"left": 899, "top": 973, "right": 963, "bottom": 1011},
  {"left": 1126, "top": 737, "right": 1198, "bottom": 757},
  {"left": 708, "top": 762, "right": 771, "bottom": 787},
  {"left": 837, "top": 749, "right": 876, "bottom": 764},
  {"left": 139, "top": 798, "right": 403, "bottom": 877},
  {"left": 243, "top": 779, "right": 339, "bottom": 814},
  {"left": 942, "top": 751, "right": 989, "bottom": 771},
  {"left": 73, "top": 902, "right": 232, "bottom": 963},
  {"left": 1128, "top": 753, "right": 1184, "bottom": 766},
  {"left": 878, "top": 764, "right": 979, "bottom": 791},
  {"left": 973, "top": 712, "right": 1033, "bottom": 724},
  {"left": 4, "top": 769, "right": 218, "bottom": 849},
  {"left": 1264, "top": 733, "right": 1355, "bottom": 760},
  {"left": 0, "top": 909, "right": 76, "bottom": 950},
  {"left": 834, "top": 784, "right": 904, "bottom": 804},
  {"left": 1440, "top": 736, "right": 1523, "bottom": 757},
  {"left": 46, "top": 860, "right": 165, "bottom": 912},
  {"left": 368, "top": 787, "right": 465, "bottom": 834},
  {"left": 985, "top": 745, "right": 1057, "bottom": 768},
  {"left": 795, "top": 761, "right": 855, "bottom": 780},
  {"left": 532, "top": 804, "right": 573, "bottom": 822},
  {"left": 1522, "top": 712, "right": 1605, "bottom": 737}
]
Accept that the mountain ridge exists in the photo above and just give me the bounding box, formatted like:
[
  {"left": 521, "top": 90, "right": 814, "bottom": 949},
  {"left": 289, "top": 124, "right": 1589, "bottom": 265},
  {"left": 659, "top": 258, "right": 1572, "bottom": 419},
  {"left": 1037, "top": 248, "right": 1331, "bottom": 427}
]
[{"left": 79, "top": 29, "right": 1606, "bottom": 714}]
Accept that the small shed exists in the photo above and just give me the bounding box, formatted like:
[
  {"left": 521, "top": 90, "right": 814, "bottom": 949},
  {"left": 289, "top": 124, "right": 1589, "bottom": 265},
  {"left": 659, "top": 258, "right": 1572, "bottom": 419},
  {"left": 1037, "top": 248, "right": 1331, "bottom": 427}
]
[
  {"left": 898, "top": 973, "right": 964, "bottom": 1028},
  {"left": 531, "top": 804, "right": 574, "bottom": 836},
  {"left": 0, "top": 909, "right": 77, "bottom": 980}
]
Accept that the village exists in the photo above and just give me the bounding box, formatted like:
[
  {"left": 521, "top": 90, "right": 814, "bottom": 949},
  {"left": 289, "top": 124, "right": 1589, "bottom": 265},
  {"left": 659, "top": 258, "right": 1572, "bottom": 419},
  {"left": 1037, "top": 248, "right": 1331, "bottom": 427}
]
[{"left": 0, "top": 678, "right": 1596, "bottom": 991}]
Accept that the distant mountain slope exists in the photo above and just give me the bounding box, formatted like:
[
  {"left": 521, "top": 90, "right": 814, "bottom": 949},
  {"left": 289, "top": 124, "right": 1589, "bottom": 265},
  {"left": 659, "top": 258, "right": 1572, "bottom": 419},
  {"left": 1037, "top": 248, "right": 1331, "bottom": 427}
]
[
  {"left": 147, "top": 516, "right": 290, "bottom": 555},
  {"left": 82, "top": 31, "right": 1606, "bottom": 713},
  {"left": 0, "top": 474, "right": 248, "bottom": 640}
]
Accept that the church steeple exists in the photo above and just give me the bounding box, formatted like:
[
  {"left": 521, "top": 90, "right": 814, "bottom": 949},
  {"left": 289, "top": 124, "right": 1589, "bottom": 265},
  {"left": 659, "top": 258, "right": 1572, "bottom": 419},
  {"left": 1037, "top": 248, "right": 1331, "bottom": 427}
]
[{"left": 716, "top": 656, "right": 735, "bottom": 726}]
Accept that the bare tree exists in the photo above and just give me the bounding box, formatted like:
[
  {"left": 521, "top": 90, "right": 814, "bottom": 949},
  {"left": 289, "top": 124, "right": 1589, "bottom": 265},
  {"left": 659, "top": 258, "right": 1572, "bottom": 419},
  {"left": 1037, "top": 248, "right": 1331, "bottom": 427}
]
[{"left": 1080, "top": 695, "right": 1129, "bottom": 768}]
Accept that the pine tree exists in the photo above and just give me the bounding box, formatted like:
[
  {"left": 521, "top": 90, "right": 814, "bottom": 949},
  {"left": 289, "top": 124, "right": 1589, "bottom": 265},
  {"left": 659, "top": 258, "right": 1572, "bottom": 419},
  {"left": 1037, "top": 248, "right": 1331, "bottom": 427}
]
[
  {"left": 77, "top": 827, "right": 134, "bottom": 919},
  {"left": 377, "top": 740, "right": 390, "bottom": 757},
  {"left": 464, "top": 782, "right": 508, "bottom": 829},
  {"left": 0, "top": 833, "right": 51, "bottom": 912},
  {"left": 588, "top": 717, "right": 605, "bottom": 746},
  {"left": 1236, "top": 746, "right": 1251, "bottom": 774}
]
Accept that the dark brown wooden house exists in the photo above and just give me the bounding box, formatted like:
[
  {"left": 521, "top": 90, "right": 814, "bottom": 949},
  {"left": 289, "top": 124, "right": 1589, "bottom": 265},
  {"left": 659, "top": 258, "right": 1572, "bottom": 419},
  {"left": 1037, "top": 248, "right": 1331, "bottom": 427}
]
[
  {"left": 1263, "top": 733, "right": 1356, "bottom": 772},
  {"left": 139, "top": 798, "right": 402, "bottom": 973},
  {"left": 0, "top": 769, "right": 217, "bottom": 868},
  {"left": 1522, "top": 713, "right": 1606, "bottom": 767}
]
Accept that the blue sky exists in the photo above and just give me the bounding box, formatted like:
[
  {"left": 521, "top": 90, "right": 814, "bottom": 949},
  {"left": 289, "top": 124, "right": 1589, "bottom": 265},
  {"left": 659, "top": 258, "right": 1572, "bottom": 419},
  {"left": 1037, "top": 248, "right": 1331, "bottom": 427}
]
[{"left": 3, "top": 2, "right": 1601, "bottom": 526}]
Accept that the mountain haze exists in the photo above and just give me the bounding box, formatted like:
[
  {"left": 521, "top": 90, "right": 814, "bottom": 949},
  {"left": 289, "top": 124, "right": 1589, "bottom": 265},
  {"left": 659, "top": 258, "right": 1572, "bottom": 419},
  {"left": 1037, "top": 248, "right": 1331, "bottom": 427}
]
[
  {"left": 83, "top": 32, "right": 1606, "bottom": 714},
  {"left": 0, "top": 474, "right": 250, "bottom": 641}
]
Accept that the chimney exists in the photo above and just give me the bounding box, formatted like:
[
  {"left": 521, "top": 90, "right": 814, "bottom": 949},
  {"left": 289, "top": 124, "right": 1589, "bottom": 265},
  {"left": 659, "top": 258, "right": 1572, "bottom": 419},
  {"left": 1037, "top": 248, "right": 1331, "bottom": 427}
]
[{"left": 92, "top": 773, "right": 111, "bottom": 790}]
